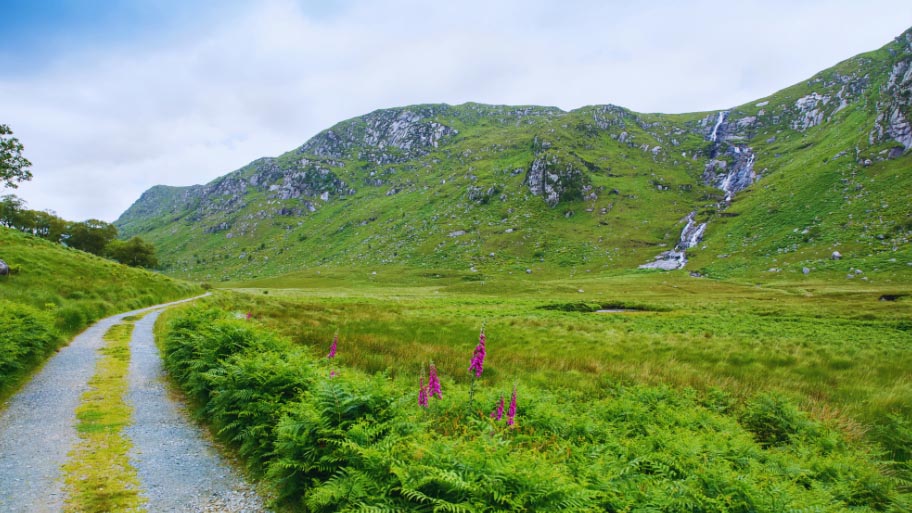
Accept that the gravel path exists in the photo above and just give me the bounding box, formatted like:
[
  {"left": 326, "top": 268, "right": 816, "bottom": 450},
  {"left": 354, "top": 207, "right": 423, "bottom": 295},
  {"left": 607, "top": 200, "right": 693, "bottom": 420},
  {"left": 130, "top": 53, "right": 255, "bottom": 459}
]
[
  {"left": 125, "top": 310, "right": 269, "bottom": 512},
  {"left": 0, "top": 293, "right": 266, "bottom": 513}
]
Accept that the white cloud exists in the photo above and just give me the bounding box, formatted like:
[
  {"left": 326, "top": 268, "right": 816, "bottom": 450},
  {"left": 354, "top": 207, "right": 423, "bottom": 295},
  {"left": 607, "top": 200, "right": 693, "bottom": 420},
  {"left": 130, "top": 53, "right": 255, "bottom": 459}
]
[{"left": 2, "top": 0, "right": 910, "bottom": 221}]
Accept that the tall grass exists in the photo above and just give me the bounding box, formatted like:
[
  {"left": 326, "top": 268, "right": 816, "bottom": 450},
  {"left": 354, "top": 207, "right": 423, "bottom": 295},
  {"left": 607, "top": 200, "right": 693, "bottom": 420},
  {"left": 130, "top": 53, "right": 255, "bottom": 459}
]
[{"left": 158, "top": 305, "right": 910, "bottom": 511}]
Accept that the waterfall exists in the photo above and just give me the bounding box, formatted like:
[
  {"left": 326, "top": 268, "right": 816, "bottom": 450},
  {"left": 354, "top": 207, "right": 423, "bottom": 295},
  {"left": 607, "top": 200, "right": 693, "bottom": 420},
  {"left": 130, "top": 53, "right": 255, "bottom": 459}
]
[
  {"left": 709, "top": 111, "right": 727, "bottom": 143},
  {"left": 639, "top": 211, "right": 707, "bottom": 270}
]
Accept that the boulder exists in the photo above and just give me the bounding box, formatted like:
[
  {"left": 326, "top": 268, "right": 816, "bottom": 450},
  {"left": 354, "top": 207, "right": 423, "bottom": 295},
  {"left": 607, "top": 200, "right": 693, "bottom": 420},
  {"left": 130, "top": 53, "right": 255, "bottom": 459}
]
[{"left": 0, "top": 259, "right": 8, "bottom": 276}]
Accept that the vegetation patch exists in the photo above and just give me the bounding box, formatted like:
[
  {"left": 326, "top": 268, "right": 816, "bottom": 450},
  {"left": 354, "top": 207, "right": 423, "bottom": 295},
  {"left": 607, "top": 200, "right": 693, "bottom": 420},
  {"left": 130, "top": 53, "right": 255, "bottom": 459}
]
[
  {"left": 62, "top": 322, "right": 145, "bottom": 513},
  {"left": 158, "top": 303, "right": 910, "bottom": 511}
]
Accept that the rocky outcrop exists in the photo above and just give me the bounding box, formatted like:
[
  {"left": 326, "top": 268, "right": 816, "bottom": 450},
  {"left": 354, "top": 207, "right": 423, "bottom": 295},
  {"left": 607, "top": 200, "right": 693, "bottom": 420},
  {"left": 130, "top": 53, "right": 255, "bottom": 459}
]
[
  {"left": 703, "top": 146, "right": 756, "bottom": 202},
  {"left": 871, "top": 58, "right": 912, "bottom": 150},
  {"left": 298, "top": 106, "right": 458, "bottom": 163},
  {"left": 524, "top": 152, "right": 589, "bottom": 207}
]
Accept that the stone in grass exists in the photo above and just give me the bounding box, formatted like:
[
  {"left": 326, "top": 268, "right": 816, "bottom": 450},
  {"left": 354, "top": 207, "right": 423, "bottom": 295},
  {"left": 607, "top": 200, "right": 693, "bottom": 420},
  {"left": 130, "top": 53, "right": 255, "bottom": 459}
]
[
  {"left": 831, "top": 251, "right": 842, "bottom": 260},
  {"left": 802, "top": 267, "right": 810, "bottom": 275},
  {"left": 0, "top": 259, "right": 8, "bottom": 276}
]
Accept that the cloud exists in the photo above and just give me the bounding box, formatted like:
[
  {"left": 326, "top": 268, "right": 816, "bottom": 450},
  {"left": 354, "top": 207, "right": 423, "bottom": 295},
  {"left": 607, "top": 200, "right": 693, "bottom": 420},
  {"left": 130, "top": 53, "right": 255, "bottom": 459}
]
[{"left": 2, "top": 0, "right": 910, "bottom": 221}]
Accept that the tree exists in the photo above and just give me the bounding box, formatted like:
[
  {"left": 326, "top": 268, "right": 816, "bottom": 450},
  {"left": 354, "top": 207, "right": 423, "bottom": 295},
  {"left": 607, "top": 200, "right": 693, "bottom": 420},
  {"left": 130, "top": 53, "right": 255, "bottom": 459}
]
[
  {"left": 106, "top": 237, "right": 159, "bottom": 269},
  {"left": 65, "top": 219, "right": 118, "bottom": 256},
  {"left": 0, "top": 194, "right": 25, "bottom": 227},
  {"left": 0, "top": 124, "right": 32, "bottom": 189}
]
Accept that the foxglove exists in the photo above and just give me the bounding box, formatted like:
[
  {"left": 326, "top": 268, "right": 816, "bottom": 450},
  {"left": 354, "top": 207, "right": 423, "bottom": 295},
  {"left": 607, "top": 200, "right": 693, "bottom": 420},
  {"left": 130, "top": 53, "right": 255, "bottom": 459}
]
[
  {"left": 468, "top": 329, "right": 486, "bottom": 378},
  {"left": 418, "top": 377, "right": 429, "bottom": 408},
  {"left": 490, "top": 395, "right": 504, "bottom": 421},
  {"left": 327, "top": 334, "right": 338, "bottom": 359},
  {"left": 428, "top": 363, "right": 442, "bottom": 399},
  {"left": 507, "top": 386, "right": 517, "bottom": 426}
]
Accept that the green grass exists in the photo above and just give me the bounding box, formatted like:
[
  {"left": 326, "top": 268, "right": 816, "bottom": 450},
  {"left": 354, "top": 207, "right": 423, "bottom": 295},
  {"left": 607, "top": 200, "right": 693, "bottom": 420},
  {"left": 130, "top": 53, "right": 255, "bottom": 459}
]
[
  {"left": 0, "top": 227, "right": 200, "bottom": 399},
  {"left": 220, "top": 270, "right": 912, "bottom": 433},
  {"left": 62, "top": 321, "right": 145, "bottom": 513}
]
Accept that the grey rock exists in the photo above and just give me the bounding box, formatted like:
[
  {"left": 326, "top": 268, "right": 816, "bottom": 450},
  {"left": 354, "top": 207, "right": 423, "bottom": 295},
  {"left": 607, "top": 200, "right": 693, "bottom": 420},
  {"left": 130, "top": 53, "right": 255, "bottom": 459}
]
[
  {"left": 831, "top": 251, "right": 842, "bottom": 260},
  {"left": 524, "top": 153, "right": 588, "bottom": 207},
  {"left": 0, "top": 259, "right": 8, "bottom": 276}
]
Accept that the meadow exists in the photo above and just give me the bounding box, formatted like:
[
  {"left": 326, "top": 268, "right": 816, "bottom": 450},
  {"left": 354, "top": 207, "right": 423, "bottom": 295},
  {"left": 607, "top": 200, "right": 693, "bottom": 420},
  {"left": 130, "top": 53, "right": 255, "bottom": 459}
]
[{"left": 156, "top": 267, "right": 912, "bottom": 511}]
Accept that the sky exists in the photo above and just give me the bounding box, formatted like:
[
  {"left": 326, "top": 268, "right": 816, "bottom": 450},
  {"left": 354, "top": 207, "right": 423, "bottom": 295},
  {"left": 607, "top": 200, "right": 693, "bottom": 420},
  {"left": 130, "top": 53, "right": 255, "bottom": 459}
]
[{"left": 1, "top": 0, "right": 910, "bottom": 222}]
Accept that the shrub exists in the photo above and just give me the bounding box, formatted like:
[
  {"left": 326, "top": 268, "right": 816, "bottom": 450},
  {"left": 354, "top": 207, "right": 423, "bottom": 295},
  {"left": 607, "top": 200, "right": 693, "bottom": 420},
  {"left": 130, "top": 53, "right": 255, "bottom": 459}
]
[{"left": 740, "top": 393, "right": 810, "bottom": 447}]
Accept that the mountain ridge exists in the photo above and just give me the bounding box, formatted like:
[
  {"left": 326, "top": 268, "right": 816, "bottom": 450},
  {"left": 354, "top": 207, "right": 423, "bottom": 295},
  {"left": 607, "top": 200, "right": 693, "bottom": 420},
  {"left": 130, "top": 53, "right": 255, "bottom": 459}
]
[{"left": 116, "top": 27, "right": 912, "bottom": 282}]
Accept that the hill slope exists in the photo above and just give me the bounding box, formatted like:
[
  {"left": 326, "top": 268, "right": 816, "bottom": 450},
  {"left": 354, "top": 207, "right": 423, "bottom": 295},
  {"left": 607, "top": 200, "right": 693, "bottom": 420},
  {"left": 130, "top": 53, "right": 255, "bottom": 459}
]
[
  {"left": 0, "top": 227, "right": 200, "bottom": 396},
  {"left": 116, "top": 28, "right": 912, "bottom": 283}
]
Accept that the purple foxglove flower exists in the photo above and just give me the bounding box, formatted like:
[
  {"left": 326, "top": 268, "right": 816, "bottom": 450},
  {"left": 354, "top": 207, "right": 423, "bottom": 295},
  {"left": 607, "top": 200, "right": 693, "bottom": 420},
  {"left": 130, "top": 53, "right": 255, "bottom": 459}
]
[
  {"left": 490, "top": 395, "right": 504, "bottom": 421},
  {"left": 428, "top": 363, "right": 442, "bottom": 399},
  {"left": 507, "top": 386, "right": 517, "bottom": 426},
  {"left": 468, "top": 329, "right": 486, "bottom": 378},
  {"left": 327, "top": 334, "right": 338, "bottom": 359},
  {"left": 418, "top": 377, "right": 429, "bottom": 408},
  {"left": 329, "top": 370, "right": 337, "bottom": 379}
]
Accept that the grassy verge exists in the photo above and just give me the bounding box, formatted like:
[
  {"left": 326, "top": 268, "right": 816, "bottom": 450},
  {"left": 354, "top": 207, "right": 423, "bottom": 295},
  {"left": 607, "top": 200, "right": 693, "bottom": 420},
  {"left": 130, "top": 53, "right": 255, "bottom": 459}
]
[
  {"left": 0, "top": 227, "right": 201, "bottom": 399},
  {"left": 62, "top": 321, "right": 145, "bottom": 513}
]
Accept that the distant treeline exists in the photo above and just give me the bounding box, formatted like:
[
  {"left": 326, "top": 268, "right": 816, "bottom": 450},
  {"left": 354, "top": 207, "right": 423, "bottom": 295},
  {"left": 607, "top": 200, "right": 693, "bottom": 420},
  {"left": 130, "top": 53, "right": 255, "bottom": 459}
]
[{"left": 1, "top": 194, "right": 158, "bottom": 269}]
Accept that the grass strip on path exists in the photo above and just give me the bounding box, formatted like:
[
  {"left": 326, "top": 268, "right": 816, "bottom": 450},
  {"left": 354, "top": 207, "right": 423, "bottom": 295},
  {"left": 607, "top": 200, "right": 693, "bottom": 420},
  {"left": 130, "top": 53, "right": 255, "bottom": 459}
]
[{"left": 62, "top": 320, "right": 146, "bottom": 513}]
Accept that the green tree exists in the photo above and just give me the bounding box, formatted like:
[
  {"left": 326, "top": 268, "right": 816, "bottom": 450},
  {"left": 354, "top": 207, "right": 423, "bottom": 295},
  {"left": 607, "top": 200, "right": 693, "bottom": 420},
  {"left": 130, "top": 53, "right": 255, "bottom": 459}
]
[
  {"left": 0, "top": 194, "right": 25, "bottom": 227},
  {"left": 65, "top": 219, "right": 118, "bottom": 256},
  {"left": 0, "top": 124, "right": 32, "bottom": 189},
  {"left": 106, "top": 237, "right": 158, "bottom": 269}
]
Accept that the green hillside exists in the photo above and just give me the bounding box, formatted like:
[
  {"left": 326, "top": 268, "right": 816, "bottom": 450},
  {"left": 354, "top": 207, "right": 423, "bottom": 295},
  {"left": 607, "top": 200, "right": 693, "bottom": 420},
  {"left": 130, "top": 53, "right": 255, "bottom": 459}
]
[
  {"left": 117, "top": 28, "right": 912, "bottom": 284},
  {"left": 0, "top": 227, "right": 200, "bottom": 397}
]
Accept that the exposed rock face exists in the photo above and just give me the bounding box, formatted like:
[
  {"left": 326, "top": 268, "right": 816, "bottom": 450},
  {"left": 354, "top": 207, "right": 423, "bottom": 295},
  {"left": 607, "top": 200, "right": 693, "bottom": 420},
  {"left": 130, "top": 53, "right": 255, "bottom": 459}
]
[
  {"left": 524, "top": 153, "right": 589, "bottom": 207},
  {"left": 703, "top": 146, "right": 756, "bottom": 202},
  {"left": 871, "top": 59, "right": 912, "bottom": 150},
  {"left": 299, "top": 106, "right": 458, "bottom": 163},
  {"left": 792, "top": 93, "right": 829, "bottom": 131},
  {"left": 0, "top": 259, "right": 8, "bottom": 276}
]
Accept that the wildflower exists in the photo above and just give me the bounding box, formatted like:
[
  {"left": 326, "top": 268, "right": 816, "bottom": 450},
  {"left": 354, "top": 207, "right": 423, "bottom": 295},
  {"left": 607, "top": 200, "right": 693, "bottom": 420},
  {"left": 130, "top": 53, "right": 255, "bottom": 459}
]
[
  {"left": 329, "top": 370, "right": 337, "bottom": 379},
  {"left": 468, "top": 329, "right": 486, "bottom": 378},
  {"left": 428, "top": 363, "right": 442, "bottom": 399},
  {"left": 418, "top": 377, "right": 429, "bottom": 408},
  {"left": 327, "top": 334, "right": 338, "bottom": 359},
  {"left": 490, "top": 395, "right": 504, "bottom": 421},
  {"left": 507, "top": 385, "right": 517, "bottom": 426},
  {"left": 245, "top": 312, "right": 252, "bottom": 320}
]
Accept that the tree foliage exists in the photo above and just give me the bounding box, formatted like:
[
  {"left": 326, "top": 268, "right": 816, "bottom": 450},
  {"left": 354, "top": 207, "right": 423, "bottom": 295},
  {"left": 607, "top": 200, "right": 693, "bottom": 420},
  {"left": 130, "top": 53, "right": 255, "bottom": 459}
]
[
  {"left": 65, "top": 219, "right": 118, "bottom": 256},
  {"left": 106, "top": 236, "right": 158, "bottom": 269},
  {"left": 0, "top": 124, "right": 32, "bottom": 189}
]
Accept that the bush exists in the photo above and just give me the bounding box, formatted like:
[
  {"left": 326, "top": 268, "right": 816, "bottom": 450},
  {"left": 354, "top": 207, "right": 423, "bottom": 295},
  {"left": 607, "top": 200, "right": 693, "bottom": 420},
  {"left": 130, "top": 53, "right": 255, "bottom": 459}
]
[
  {"left": 740, "top": 393, "right": 810, "bottom": 447},
  {"left": 0, "top": 301, "right": 60, "bottom": 389}
]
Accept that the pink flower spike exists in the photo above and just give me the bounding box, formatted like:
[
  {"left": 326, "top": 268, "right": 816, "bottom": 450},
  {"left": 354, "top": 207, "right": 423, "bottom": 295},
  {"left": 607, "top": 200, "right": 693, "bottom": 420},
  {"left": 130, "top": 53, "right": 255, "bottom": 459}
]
[
  {"left": 428, "top": 363, "right": 442, "bottom": 399},
  {"left": 468, "top": 329, "right": 486, "bottom": 378},
  {"left": 329, "top": 370, "right": 337, "bottom": 379},
  {"left": 418, "top": 377, "right": 429, "bottom": 408},
  {"left": 507, "top": 386, "right": 517, "bottom": 426},
  {"left": 327, "top": 334, "right": 338, "bottom": 359},
  {"left": 490, "top": 395, "right": 504, "bottom": 421}
]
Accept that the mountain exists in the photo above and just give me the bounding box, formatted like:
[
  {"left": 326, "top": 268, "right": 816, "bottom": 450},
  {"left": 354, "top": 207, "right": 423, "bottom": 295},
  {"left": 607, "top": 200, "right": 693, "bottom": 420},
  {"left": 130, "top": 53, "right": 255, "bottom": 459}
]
[{"left": 116, "top": 28, "right": 912, "bottom": 283}]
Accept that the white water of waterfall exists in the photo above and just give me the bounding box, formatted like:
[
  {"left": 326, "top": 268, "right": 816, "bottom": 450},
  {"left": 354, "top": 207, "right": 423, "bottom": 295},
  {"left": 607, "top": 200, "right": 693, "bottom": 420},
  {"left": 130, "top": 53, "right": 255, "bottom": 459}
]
[{"left": 709, "top": 111, "right": 727, "bottom": 142}]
